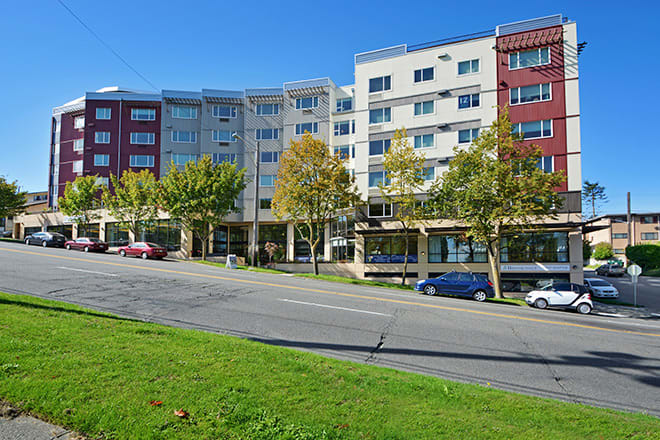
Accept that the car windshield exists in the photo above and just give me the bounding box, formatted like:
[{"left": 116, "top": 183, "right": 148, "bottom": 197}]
[
  {"left": 88, "top": 238, "right": 100, "bottom": 243},
  {"left": 589, "top": 280, "right": 612, "bottom": 287},
  {"left": 146, "top": 243, "right": 161, "bottom": 248}
]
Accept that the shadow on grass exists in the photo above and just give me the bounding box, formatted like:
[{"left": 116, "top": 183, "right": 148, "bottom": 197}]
[{"left": 0, "top": 296, "right": 136, "bottom": 323}]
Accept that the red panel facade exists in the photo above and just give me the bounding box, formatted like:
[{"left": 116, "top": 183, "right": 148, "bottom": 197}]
[
  {"left": 119, "top": 100, "right": 161, "bottom": 179},
  {"left": 83, "top": 100, "right": 121, "bottom": 181},
  {"left": 57, "top": 111, "right": 85, "bottom": 198}
]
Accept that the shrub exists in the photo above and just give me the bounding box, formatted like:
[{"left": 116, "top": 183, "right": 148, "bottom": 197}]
[
  {"left": 626, "top": 244, "right": 660, "bottom": 270},
  {"left": 583, "top": 239, "right": 592, "bottom": 261},
  {"left": 592, "top": 242, "right": 614, "bottom": 260}
]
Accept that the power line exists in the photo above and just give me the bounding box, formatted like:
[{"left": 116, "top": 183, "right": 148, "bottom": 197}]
[{"left": 55, "top": 0, "right": 159, "bottom": 92}]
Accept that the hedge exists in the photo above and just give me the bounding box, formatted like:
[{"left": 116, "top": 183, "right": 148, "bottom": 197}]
[{"left": 626, "top": 244, "right": 660, "bottom": 270}]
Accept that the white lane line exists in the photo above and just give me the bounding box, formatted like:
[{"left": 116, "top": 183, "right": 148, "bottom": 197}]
[
  {"left": 278, "top": 298, "right": 391, "bottom": 317},
  {"left": 57, "top": 266, "right": 118, "bottom": 277},
  {"left": 595, "top": 312, "right": 625, "bottom": 318}
]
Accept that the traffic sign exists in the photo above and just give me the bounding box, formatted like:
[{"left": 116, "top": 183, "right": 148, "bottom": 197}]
[{"left": 627, "top": 264, "right": 642, "bottom": 277}]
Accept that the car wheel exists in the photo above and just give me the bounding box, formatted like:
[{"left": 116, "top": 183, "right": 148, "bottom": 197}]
[
  {"left": 577, "top": 303, "right": 592, "bottom": 314},
  {"left": 25, "top": 239, "right": 30, "bottom": 245},
  {"left": 84, "top": 246, "right": 89, "bottom": 253},
  {"left": 534, "top": 298, "right": 548, "bottom": 309},
  {"left": 42, "top": 241, "right": 48, "bottom": 248},
  {"left": 423, "top": 284, "right": 437, "bottom": 296},
  {"left": 65, "top": 244, "right": 71, "bottom": 250},
  {"left": 472, "top": 290, "right": 487, "bottom": 302},
  {"left": 141, "top": 252, "right": 148, "bottom": 260},
  {"left": 119, "top": 250, "right": 126, "bottom": 257}
]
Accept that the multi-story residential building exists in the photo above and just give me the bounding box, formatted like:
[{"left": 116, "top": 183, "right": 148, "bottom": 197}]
[
  {"left": 28, "top": 14, "right": 581, "bottom": 289},
  {"left": 0, "top": 191, "right": 48, "bottom": 238},
  {"left": 585, "top": 213, "right": 660, "bottom": 263}
]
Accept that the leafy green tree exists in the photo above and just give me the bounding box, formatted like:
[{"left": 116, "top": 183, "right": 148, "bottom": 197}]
[
  {"left": 379, "top": 128, "right": 427, "bottom": 285},
  {"left": 272, "top": 133, "right": 360, "bottom": 275},
  {"left": 103, "top": 169, "right": 159, "bottom": 242},
  {"left": 0, "top": 177, "right": 27, "bottom": 221},
  {"left": 428, "top": 107, "right": 565, "bottom": 298},
  {"left": 583, "top": 238, "right": 592, "bottom": 262},
  {"left": 159, "top": 155, "right": 246, "bottom": 260},
  {"left": 592, "top": 242, "right": 614, "bottom": 261},
  {"left": 58, "top": 175, "right": 102, "bottom": 236},
  {"left": 582, "top": 180, "right": 608, "bottom": 218}
]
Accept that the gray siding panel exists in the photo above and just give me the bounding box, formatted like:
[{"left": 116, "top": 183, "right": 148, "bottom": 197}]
[
  {"left": 496, "top": 15, "right": 563, "bottom": 36},
  {"left": 355, "top": 45, "right": 406, "bottom": 65}
]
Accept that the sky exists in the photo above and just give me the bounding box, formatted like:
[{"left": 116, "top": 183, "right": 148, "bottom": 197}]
[{"left": 0, "top": 0, "right": 657, "bottom": 214}]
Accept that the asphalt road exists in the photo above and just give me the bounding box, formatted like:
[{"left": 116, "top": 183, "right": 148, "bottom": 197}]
[
  {"left": 1, "top": 241, "right": 659, "bottom": 417},
  {"left": 585, "top": 269, "right": 660, "bottom": 311}
]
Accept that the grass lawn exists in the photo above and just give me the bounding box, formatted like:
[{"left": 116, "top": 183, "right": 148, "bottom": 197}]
[
  {"left": 194, "top": 259, "right": 287, "bottom": 275},
  {"left": 1, "top": 292, "right": 658, "bottom": 439},
  {"left": 642, "top": 267, "right": 660, "bottom": 277},
  {"left": 0, "top": 237, "right": 21, "bottom": 243}
]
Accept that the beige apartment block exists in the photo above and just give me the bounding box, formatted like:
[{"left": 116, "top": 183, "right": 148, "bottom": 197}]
[{"left": 584, "top": 213, "right": 660, "bottom": 263}]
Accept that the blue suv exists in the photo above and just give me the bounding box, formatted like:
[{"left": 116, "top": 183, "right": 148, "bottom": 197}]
[{"left": 415, "top": 271, "right": 495, "bottom": 302}]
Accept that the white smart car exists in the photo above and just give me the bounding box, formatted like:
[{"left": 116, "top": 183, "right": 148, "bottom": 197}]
[
  {"left": 584, "top": 278, "right": 619, "bottom": 299},
  {"left": 525, "top": 282, "right": 593, "bottom": 314}
]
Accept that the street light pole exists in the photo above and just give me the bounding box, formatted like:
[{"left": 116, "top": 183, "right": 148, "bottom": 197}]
[{"left": 233, "top": 133, "right": 260, "bottom": 267}]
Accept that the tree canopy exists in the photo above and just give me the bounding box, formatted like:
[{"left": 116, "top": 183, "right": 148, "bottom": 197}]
[
  {"left": 58, "top": 175, "right": 102, "bottom": 236},
  {"left": 582, "top": 180, "right": 608, "bottom": 219},
  {"left": 0, "top": 177, "right": 27, "bottom": 220}
]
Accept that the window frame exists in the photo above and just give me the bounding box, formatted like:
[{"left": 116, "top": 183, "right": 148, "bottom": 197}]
[
  {"left": 333, "top": 145, "right": 354, "bottom": 160},
  {"left": 369, "top": 108, "right": 391, "bottom": 125},
  {"left": 513, "top": 120, "right": 553, "bottom": 140},
  {"left": 131, "top": 108, "right": 156, "bottom": 121},
  {"left": 413, "top": 66, "right": 435, "bottom": 83},
  {"left": 294, "top": 122, "right": 319, "bottom": 136},
  {"left": 130, "top": 132, "right": 155, "bottom": 145},
  {"left": 509, "top": 47, "right": 551, "bottom": 70},
  {"left": 367, "top": 203, "right": 393, "bottom": 218},
  {"left": 255, "top": 128, "right": 280, "bottom": 140},
  {"left": 260, "top": 151, "right": 279, "bottom": 163},
  {"left": 212, "top": 153, "right": 237, "bottom": 164},
  {"left": 641, "top": 232, "right": 658, "bottom": 241},
  {"left": 171, "top": 130, "right": 198, "bottom": 143},
  {"left": 369, "top": 75, "right": 392, "bottom": 94},
  {"left": 510, "top": 83, "right": 552, "bottom": 106},
  {"left": 212, "top": 130, "right": 237, "bottom": 143},
  {"left": 259, "top": 175, "right": 277, "bottom": 187},
  {"left": 95, "top": 131, "right": 110, "bottom": 144},
  {"left": 172, "top": 153, "right": 198, "bottom": 166},
  {"left": 129, "top": 155, "right": 155, "bottom": 168},
  {"left": 72, "top": 160, "right": 83, "bottom": 174},
  {"left": 333, "top": 120, "right": 355, "bottom": 136},
  {"left": 95, "top": 108, "right": 111, "bottom": 120},
  {"left": 457, "top": 58, "right": 480, "bottom": 76},
  {"left": 259, "top": 198, "right": 272, "bottom": 210},
  {"left": 335, "top": 97, "right": 353, "bottom": 113},
  {"left": 458, "top": 128, "right": 479, "bottom": 144},
  {"left": 458, "top": 93, "right": 480, "bottom": 110},
  {"left": 413, "top": 100, "right": 434, "bottom": 117},
  {"left": 73, "top": 138, "right": 84, "bottom": 151},
  {"left": 414, "top": 134, "right": 434, "bottom": 149},
  {"left": 295, "top": 96, "right": 319, "bottom": 110},
  {"left": 212, "top": 105, "right": 237, "bottom": 119},
  {"left": 368, "top": 171, "right": 390, "bottom": 188},
  {"left": 171, "top": 105, "right": 198, "bottom": 119},
  {"left": 255, "top": 103, "right": 280, "bottom": 116},
  {"left": 74, "top": 116, "right": 85, "bottom": 129},
  {"left": 94, "top": 154, "right": 110, "bottom": 167},
  {"left": 368, "top": 139, "right": 391, "bottom": 156}
]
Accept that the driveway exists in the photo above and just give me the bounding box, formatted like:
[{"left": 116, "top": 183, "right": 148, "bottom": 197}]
[{"left": 585, "top": 269, "right": 660, "bottom": 311}]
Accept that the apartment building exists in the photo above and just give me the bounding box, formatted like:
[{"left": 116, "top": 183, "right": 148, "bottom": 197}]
[
  {"left": 585, "top": 213, "right": 660, "bottom": 263},
  {"left": 30, "top": 14, "right": 582, "bottom": 288}
]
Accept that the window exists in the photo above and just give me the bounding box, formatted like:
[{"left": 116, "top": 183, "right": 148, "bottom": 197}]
[
  {"left": 458, "top": 59, "right": 480, "bottom": 75},
  {"left": 458, "top": 128, "right": 479, "bottom": 144},
  {"left": 255, "top": 128, "right": 279, "bottom": 140},
  {"left": 612, "top": 233, "right": 628, "bottom": 239},
  {"left": 171, "top": 130, "right": 197, "bottom": 143},
  {"left": 423, "top": 167, "right": 435, "bottom": 181},
  {"left": 260, "top": 151, "right": 279, "bottom": 163},
  {"left": 414, "top": 101, "right": 434, "bottom": 116},
  {"left": 333, "top": 145, "right": 354, "bottom": 159},
  {"left": 414, "top": 67, "right": 434, "bottom": 83},
  {"left": 95, "top": 177, "right": 109, "bottom": 187},
  {"left": 458, "top": 93, "right": 480, "bottom": 109},
  {"left": 74, "top": 116, "right": 85, "bottom": 129},
  {"left": 369, "top": 139, "right": 390, "bottom": 156},
  {"left": 73, "top": 139, "right": 84, "bottom": 151},
  {"left": 414, "top": 134, "right": 434, "bottom": 149},
  {"left": 640, "top": 216, "right": 657, "bottom": 224},
  {"left": 131, "top": 108, "right": 156, "bottom": 121},
  {"left": 143, "top": 219, "right": 182, "bottom": 251},
  {"left": 369, "top": 75, "right": 391, "bottom": 93},
  {"left": 259, "top": 198, "right": 272, "bottom": 209},
  {"left": 641, "top": 232, "right": 658, "bottom": 240},
  {"left": 212, "top": 105, "right": 237, "bottom": 118},
  {"left": 614, "top": 248, "right": 625, "bottom": 254},
  {"left": 130, "top": 132, "right": 155, "bottom": 144},
  {"left": 212, "top": 153, "right": 237, "bottom": 164},
  {"left": 256, "top": 103, "right": 279, "bottom": 116},
  {"left": 536, "top": 156, "right": 553, "bottom": 173},
  {"left": 500, "top": 232, "right": 568, "bottom": 263},
  {"left": 336, "top": 98, "right": 352, "bottom": 112},
  {"left": 509, "top": 47, "right": 550, "bottom": 70},
  {"left": 260, "top": 175, "right": 276, "bottom": 187},
  {"left": 72, "top": 160, "right": 83, "bottom": 173},
  {"left": 510, "top": 83, "right": 551, "bottom": 105},
  {"left": 365, "top": 235, "right": 417, "bottom": 263},
  {"left": 94, "top": 154, "right": 109, "bottom": 166},
  {"left": 96, "top": 108, "right": 111, "bottom": 120},
  {"left": 334, "top": 120, "right": 355, "bottom": 136},
  {"left": 172, "top": 105, "right": 197, "bottom": 119},
  {"left": 513, "top": 120, "right": 552, "bottom": 139},
  {"left": 295, "top": 96, "right": 319, "bottom": 110},
  {"left": 429, "top": 235, "right": 487, "bottom": 263},
  {"left": 368, "top": 203, "right": 392, "bottom": 218},
  {"left": 130, "top": 155, "right": 155, "bottom": 167},
  {"left": 212, "top": 130, "right": 236, "bottom": 142},
  {"left": 369, "top": 108, "right": 391, "bottom": 124},
  {"left": 95, "top": 131, "right": 110, "bottom": 144},
  {"left": 369, "top": 171, "right": 389, "bottom": 188},
  {"left": 295, "top": 122, "right": 318, "bottom": 135},
  {"left": 172, "top": 154, "right": 197, "bottom": 165}
]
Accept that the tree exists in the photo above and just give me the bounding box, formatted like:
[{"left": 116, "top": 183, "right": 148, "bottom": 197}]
[
  {"left": 272, "top": 133, "right": 360, "bottom": 275},
  {"left": 428, "top": 107, "right": 566, "bottom": 298},
  {"left": 0, "top": 177, "right": 26, "bottom": 220},
  {"left": 102, "top": 169, "right": 159, "bottom": 242},
  {"left": 582, "top": 180, "right": 608, "bottom": 218},
  {"left": 58, "top": 175, "right": 102, "bottom": 236},
  {"left": 159, "top": 155, "right": 246, "bottom": 260},
  {"left": 592, "top": 242, "right": 614, "bottom": 261},
  {"left": 583, "top": 238, "right": 592, "bottom": 262},
  {"left": 379, "top": 128, "right": 427, "bottom": 285}
]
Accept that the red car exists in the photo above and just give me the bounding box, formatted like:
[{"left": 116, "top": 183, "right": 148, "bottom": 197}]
[
  {"left": 117, "top": 242, "right": 167, "bottom": 260},
  {"left": 65, "top": 237, "right": 108, "bottom": 253}
]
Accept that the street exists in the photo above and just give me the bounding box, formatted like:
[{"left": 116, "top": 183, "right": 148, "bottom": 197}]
[
  {"left": 586, "top": 269, "right": 660, "bottom": 310},
  {"left": 0, "top": 241, "right": 659, "bottom": 417}
]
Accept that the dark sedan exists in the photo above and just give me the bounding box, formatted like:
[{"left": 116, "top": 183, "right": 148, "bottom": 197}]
[
  {"left": 24, "top": 232, "right": 67, "bottom": 248},
  {"left": 65, "top": 237, "right": 108, "bottom": 253},
  {"left": 117, "top": 242, "right": 167, "bottom": 259},
  {"left": 415, "top": 271, "right": 495, "bottom": 302}
]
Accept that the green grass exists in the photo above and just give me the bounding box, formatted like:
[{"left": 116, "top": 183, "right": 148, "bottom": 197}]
[
  {"left": 194, "top": 259, "right": 288, "bottom": 274},
  {"left": 584, "top": 264, "right": 600, "bottom": 269},
  {"left": 2, "top": 292, "right": 658, "bottom": 439},
  {"left": 642, "top": 267, "right": 660, "bottom": 277},
  {"left": 0, "top": 237, "right": 21, "bottom": 243}
]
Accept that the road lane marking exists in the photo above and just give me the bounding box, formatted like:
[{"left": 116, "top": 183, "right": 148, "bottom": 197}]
[
  {"left": 278, "top": 298, "right": 392, "bottom": 317},
  {"left": 57, "top": 266, "right": 118, "bottom": 277},
  {"left": 1, "top": 246, "right": 659, "bottom": 338},
  {"left": 595, "top": 312, "right": 625, "bottom": 318}
]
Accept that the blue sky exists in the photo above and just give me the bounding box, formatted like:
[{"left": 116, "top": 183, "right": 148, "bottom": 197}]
[{"left": 0, "top": 0, "right": 657, "bottom": 214}]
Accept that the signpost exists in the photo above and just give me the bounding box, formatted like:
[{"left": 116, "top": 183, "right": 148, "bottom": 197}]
[{"left": 627, "top": 264, "right": 642, "bottom": 307}]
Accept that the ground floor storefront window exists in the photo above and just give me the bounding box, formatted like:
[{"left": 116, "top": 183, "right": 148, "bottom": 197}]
[
  {"left": 105, "top": 222, "right": 128, "bottom": 247},
  {"left": 78, "top": 223, "right": 99, "bottom": 239},
  {"left": 294, "top": 226, "right": 324, "bottom": 262},
  {"left": 259, "top": 224, "right": 287, "bottom": 264},
  {"left": 365, "top": 235, "right": 417, "bottom": 263},
  {"left": 501, "top": 273, "right": 570, "bottom": 292},
  {"left": 143, "top": 220, "right": 181, "bottom": 251},
  {"left": 331, "top": 215, "right": 355, "bottom": 262},
  {"left": 500, "top": 232, "right": 569, "bottom": 263},
  {"left": 24, "top": 226, "right": 42, "bottom": 236},
  {"left": 46, "top": 224, "right": 73, "bottom": 240},
  {"left": 213, "top": 226, "right": 228, "bottom": 255},
  {"left": 229, "top": 226, "right": 249, "bottom": 258},
  {"left": 428, "top": 235, "right": 487, "bottom": 263}
]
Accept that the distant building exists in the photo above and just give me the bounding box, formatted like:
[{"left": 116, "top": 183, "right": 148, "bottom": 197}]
[
  {"left": 584, "top": 213, "right": 660, "bottom": 263},
  {"left": 0, "top": 191, "right": 47, "bottom": 238}
]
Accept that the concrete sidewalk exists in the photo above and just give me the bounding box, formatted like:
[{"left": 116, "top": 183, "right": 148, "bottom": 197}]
[{"left": 0, "top": 403, "right": 83, "bottom": 440}]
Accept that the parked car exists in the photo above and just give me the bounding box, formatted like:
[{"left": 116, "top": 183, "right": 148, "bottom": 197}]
[
  {"left": 117, "top": 242, "right": 167, "bottom": 259},
  {"left": 415, "top": 271, "right": 495, "bottom": 302},
  {"left": 1, "top": 230, "right": 13, "bottom": 238},
  {"left": 24, "top": 232, "right": 66, "bottom": 248},
  {"left": 65, "top": 237, "right": 108, "bottom": 253},
  {"left": 525, "top": 282, "right": 593, "bottom": 314},
  {"left": 584, "top": 278, "right": 619, "bottom": 299},
  {"left": 595, "top": 264, "right": 625, "bottom": 277}
]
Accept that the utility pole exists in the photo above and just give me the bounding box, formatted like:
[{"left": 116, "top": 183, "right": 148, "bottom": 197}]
[{"left": 627, "top": 192, "right": 632, "bottom": 249}]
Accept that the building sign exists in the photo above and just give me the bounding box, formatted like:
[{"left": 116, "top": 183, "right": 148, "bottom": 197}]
[{"left": 501, "top": 263, "right": 571, "bottom": 272}]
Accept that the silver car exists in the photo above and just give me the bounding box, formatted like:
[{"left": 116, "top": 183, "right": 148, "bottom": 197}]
[
  {"left": 595, "top": 264, "right": 625, "bottom": 277},
  {"left": 584, "top": 278, "right": 619, "bottom": 299}
]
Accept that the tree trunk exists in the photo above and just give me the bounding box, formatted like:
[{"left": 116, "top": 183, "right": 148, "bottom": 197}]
[
  {"left": 591, "top": 197, "right": 596, "bottom": 218},
  {"left": 310, "top": 241, "right": 319, "bottom": 275},
  {"left": 201, "top": 235, "right": 207, "bottom": 261},
  {"left": 401, "top": 226, "right": 408, "bottom": 286},
  {"left": 487, "top": 240, "right": 503, "bottom": 299}
]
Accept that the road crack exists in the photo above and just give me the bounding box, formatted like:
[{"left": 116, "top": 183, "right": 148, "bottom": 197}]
[{"left": 365, "top": 309, "right": 400, "bottom": 364}]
